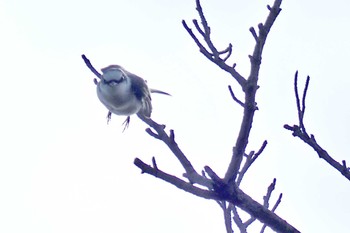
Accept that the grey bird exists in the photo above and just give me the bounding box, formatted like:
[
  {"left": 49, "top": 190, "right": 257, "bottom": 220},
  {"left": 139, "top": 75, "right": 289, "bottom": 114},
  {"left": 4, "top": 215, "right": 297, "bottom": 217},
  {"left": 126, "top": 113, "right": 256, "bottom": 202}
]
[{"left": 95, "top": 65, "right": 169, "bottom": 129}]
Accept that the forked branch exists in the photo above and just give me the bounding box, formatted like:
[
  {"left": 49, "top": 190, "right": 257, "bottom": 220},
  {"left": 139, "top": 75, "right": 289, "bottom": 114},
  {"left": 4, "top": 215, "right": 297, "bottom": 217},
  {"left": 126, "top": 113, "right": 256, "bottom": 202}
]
[
  {"left": 284, "top": 71, "right": 350, "bottom": 181},
  {"left": 182, "top": 0, "right": 246, "bottom": 87}
]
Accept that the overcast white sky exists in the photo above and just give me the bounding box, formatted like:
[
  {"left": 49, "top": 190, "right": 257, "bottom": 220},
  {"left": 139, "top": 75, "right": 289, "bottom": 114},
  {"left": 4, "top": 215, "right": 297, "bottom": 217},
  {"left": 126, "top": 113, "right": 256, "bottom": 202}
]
[{"left": 1, "top": 0, "right": 350, "bottom": 232}]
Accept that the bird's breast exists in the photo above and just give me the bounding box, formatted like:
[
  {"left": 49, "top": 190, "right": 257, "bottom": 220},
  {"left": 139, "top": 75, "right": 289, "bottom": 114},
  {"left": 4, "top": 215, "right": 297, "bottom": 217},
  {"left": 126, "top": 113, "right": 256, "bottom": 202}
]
[{"left": 97, "top": 82, "right": 142, "bottom": 116}]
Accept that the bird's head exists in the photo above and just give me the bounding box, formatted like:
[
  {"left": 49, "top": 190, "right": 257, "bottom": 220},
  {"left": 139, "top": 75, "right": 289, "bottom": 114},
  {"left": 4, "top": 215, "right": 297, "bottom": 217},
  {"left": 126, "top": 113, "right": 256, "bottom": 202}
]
[{"left": 100, "top": 65, "right": 127, "bottom": 85}]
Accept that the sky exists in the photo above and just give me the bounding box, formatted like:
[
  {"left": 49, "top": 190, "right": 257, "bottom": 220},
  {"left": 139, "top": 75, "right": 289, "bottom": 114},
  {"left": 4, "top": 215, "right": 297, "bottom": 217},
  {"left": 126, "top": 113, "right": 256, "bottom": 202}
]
[{"left": 1, "top": 0, "right": 350, "bottom": 232}]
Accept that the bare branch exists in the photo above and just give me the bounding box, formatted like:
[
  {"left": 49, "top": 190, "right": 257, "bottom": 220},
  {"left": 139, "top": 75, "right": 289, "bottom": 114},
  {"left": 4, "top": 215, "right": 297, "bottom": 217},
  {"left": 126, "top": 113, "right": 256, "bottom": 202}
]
[
  {"left": 152, "top": 157, "right": 158, "bottom": 171},
  {"left": 244, "top": 217, "right": 256, "bottom": 228},
  {"left": 232, "top": 205, "right": 248, "bottom": 233},
  {"left": 81, "top": 54, "right": 102, "bottom": 80},
  {"left": 261, "top": 193, "right": 283, "bottom": 233},
  {"left": 145, "top": 128, "right": 161, "bottom": 139},
  {"left": 236, "top": 151, "right": 254, "bottom": 186},
  {"left": 285, "top": 72, "right": 350, "bottom": 181},
  {"left": 194, "top": 0, "right": 219, "bottom": 59},
  {"left": 301, "top": 76, "right": 310, "bottom": 118},
  {"left": 236, "top": 140, "right": 268, "bottom": 186},
  {"left": 138, "top": 115, "right": 213, "bottom": 188},
  {"left": 230, "top": 186, "right": 299, "bottom": 233},
  {"left": 293, "top": 71, "right": 310, "bottom": 133},
  {"left": 204, "top": 166, "right": 222, "bottom": 184},
  {"left": 271, "top": 193, "right": 283, "bottom": 212},
  {"left": 228, "top": 85, "right": 245, "bottom": 108},
  {"left": 192, "top": 19, "right": 205, "bottom": 37},
  {"left": 220, "top": 43, "right": 233, "bottom": 62},
  {"left": 182, "top": 20, "right": 214, "bottom": 61},
  {"left": 255, "top": 140, "right": 268, "bottom": 157},
  {"left": 182, "top": 1, "right": 246, "bottom": 87},
  {"left": 222, "top": 202, "right": 234, "bottom": 233},
  {"left": 284, "top": 124, "right": 350, "bottom": 181},
  {"left": 249, "top": 27, "right": 258, "bottom": 42},
  {"left": 263, "top": 178, "right": 276, "bottom": 208},
  {"left": 135, "top": 156, "right": 299, "bottom": 232},
  {"left": 224, "top": 0, "right": 282, "bottom": 184},
  {"left": 134, "top": 158, "right": 219, "bottom": 199}
]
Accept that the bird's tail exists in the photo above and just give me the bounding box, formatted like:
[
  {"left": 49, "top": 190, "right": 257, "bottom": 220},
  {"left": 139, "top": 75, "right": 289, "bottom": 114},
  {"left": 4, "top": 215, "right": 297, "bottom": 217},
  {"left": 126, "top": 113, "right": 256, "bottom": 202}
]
[{"left": 150, "top": 88, "right": 171, "bottom": 96}]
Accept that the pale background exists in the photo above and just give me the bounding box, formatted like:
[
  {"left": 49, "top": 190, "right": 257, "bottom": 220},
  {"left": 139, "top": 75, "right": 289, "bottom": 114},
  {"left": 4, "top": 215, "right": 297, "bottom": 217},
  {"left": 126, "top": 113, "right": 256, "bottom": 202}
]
[{"left": 1, "top": 0, "right": 349, "bottom": 232}]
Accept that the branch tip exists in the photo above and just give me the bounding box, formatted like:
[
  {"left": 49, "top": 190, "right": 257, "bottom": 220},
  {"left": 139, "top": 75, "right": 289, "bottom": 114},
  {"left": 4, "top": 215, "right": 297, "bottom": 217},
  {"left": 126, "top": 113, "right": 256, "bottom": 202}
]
[
  {"left": 81, "top": 54, "right": 102, "bottom": 79},
  {"left": 228, "top": 85, "right": 245, "bottom": 108},
  {"left": 145, "top": 128, "right": 161, "bottom": 139},
  {"left": 249, "top": 27, "right": 258, "bottom": 41},
  {"left": 255, "top": 140, "right": 268, "bottom": 157},
  {"left": 170, "top": 129, "right": 175, "bottom": 141},
  {"left": 152, "top": 157, "right": 158, "bottom": 170}
]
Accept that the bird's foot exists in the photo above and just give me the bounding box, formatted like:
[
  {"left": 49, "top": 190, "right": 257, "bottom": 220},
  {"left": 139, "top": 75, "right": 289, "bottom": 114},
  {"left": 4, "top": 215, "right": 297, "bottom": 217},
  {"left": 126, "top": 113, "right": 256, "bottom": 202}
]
[
  {"left": 122, "top": 116, "right": 130, "bottom": 132},
  {"left": 106, "top": 111, "right": 112, "bottom": 124}
]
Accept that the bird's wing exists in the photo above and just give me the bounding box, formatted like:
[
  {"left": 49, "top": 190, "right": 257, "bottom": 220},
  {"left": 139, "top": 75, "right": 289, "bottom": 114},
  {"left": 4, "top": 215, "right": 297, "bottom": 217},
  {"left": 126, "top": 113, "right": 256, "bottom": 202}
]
[{"left": 129, "top": 73, "right": 152, "bottom": 117}]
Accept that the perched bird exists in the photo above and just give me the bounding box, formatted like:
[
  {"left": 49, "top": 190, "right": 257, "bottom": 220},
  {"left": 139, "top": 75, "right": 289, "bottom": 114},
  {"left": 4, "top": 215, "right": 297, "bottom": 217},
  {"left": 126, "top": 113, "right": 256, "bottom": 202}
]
[{"left": 95, "top": 65, "right": 169, "bottom": 129}]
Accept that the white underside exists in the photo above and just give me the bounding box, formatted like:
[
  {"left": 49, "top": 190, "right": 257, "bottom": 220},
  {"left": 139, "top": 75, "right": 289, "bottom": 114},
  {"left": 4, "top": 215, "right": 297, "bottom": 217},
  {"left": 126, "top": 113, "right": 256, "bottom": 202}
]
[{"left": 96, "top": 82, "right": 142, "bottom": 116}]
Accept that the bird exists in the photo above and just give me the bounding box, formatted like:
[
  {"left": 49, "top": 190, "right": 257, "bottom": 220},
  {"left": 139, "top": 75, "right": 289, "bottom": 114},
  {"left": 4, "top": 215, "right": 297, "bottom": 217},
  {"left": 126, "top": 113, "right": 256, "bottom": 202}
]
[{"left": 95, "top": 64, "right": 169, "bottom": 130}]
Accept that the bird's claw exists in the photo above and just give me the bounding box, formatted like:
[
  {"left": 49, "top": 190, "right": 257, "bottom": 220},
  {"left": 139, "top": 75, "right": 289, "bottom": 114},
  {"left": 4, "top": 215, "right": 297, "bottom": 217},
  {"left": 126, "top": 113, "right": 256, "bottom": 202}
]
[
  {"left": 106, "top": 111, "right": 112, "bottom": 124},
  {"left": 122, "top": 116, "right": 130, "bottom": 132}
]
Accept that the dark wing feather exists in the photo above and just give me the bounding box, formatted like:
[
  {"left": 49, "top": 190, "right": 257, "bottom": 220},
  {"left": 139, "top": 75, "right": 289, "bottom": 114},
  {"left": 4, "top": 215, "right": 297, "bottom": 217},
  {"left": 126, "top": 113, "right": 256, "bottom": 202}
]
[{"left": 128, "top": 72, "right": 152, "bottom": 117}]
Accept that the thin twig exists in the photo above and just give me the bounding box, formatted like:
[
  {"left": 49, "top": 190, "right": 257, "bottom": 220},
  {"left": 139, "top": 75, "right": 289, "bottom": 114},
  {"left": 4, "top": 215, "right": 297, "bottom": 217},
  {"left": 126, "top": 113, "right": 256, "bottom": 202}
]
[
  {"left": 228, "top": 85, "right": 245, "bottom": 108},
  {"left": 232, "top": 205, "right": 248, "bottom": 233},
  {"left": 249, "top": 27, "right": 258, "bottom": 42},
  {"left": 81, "top": 54, "right": 102, "bottom": 79},
  {"left": 284, "top": 124, "right": 350, "bottom": 181},
  {"left": 294, "top": 71, "right": 309, "bottom": 133},
  {"left": 300, "top": 75, "right": 310, "bottom": 132},
  {"left": 152, "top": 157, "right": 158, "bottom": 171},
  {"left": 134, "top": 158, "right": 219, "bottom": 199},
  {"left": 244, "top": 217, "right": 256, "bottom": 228},
  {"left": 182, "top": 2, "right": 246, "bottom": 86},
  {"left": 138, "top": 115, "right": 213, "bottom": 188},
  {"left": 222, "top": 202, "right": 234, "bottom": 233},
  {"left": 236, "top": 140, "right": 268, "bottom": 186},
  {"left": 263, "top": 178, "right": 277, "bottom": 208},
  {"left": 255, "top": 140, "right": 268, "bottom": 157},
  {"left": 195, "top": 0, "right": 220, "bottom": 59},
  {"left": 260, "top": 193, "right": 283, "bottom": 233},
  {"left": 220, "top": 43, "right": 233, "bottom": 62},
  {"left": 182, "top": 20, "right": 214, "bottom": 61},
  {"left": 271, "top": 193, "right": 283, "bottom": 212},
  {"left": 286, "top": 72, "right": 350, "bottom": 181}
]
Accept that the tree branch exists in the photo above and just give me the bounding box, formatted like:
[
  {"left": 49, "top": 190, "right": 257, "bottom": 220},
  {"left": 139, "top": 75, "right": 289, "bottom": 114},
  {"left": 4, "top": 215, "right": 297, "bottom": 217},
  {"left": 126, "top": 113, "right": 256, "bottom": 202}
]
[
  {"left": 182, "top": 1, "right": 246, "bottom": 87},
  {"left": 135, "top": 157, "right": 299, "bottom": 233},
  {"left": 138, "top": 115, "right": 213, "bottom": 188},
  {"left": 221, "top": 202, "right": 234, "bottom": 233},
  {"left": 228, "top": 85, "right": 245, "bottom": 108},
  {"left": 261, "top": 186, "right": 283, "bottom": 233},
  {"left": 284, "top": 72, "right": 350, "bottom": 181},
  {"left": 134, "top": 158, "right": 219, "bottom": 199},
  {"left": 232, "top": 204, "right": 248, "bottom": 233},
  {"left": 81, "top": 54, "right": 102, "bottom": 80},
  {"left": 224, "top": 0, "right": 282, "bottom": 184},
  {"left": 237, "top": 140, "right": 268, "bottom": 186}
]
